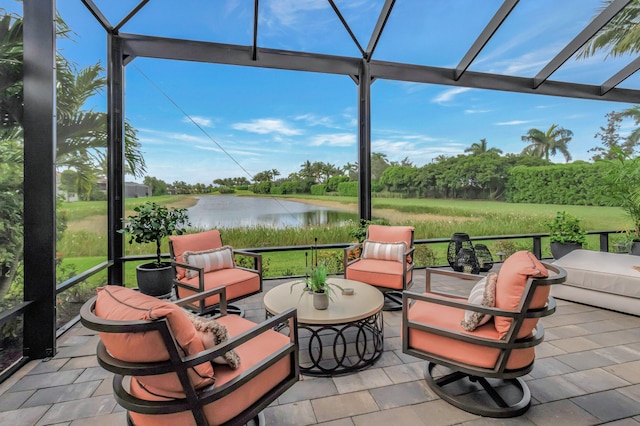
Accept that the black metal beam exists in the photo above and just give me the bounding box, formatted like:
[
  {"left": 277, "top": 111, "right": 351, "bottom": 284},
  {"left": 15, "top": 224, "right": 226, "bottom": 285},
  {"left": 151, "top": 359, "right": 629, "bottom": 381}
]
[
  {"left": 114, "top": 0, "right": 151, "bottom": 32},
  {"left": 23, "top": 0, "right": 57, "bottom": 359},
  {"left": 357, "top": 60, "right": 372, "bottom": 221},
  {"left": 80, "top": 0, "right": 113, "bottom": 32},
  {"left": 328, "top": 0, "right": 365, "bottom": 58},
  {"left": 365, "top": 0, "right": 395, "bottom": 61},
  {"left": 120, "top": 33, "right": 361, "bottom": 75},
  {"left": 107, "top": 34, "right": 126, "bottom": 286},
  {"left": 370, "top": 60, "right": 640, "bottom": 103},
  {"left": 455, "top": 0, "right": 519, "bottom": 80},
  {"left": 601, "top": 56, "right": 640, "bottom": 95},
  {"left": 252, "top": 0, "right": 259, "bottom": 61},
  {"left": 120, "top": 32, "right": 640, "bottom": 103},
  {"left": 533, "top": 0, "right": 632, "bottom": 89}
]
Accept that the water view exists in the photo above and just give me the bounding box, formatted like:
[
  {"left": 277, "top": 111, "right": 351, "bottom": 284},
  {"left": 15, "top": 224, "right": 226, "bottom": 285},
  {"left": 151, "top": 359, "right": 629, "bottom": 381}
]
[{"left": 187, "top": 196, "right": 357, "bottom": 229}]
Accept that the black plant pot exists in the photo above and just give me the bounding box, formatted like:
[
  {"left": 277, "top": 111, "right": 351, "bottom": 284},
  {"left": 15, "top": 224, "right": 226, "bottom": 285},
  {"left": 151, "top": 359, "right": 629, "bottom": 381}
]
[
  {"left": 631, "top": 242, "right": 640, "bottom": 256},
  {"left": 136, "top": 262, "right": 174, "bottom": 297},
  {"left": 550, "top": 242, "right": 582, "bottom": 260}
]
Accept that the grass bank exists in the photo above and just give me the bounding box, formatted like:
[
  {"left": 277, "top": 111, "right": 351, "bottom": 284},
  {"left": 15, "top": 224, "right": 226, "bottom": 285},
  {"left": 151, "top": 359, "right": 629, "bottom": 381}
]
[{"left": 58, "top": 194, "right": 628, "bottom": 283}]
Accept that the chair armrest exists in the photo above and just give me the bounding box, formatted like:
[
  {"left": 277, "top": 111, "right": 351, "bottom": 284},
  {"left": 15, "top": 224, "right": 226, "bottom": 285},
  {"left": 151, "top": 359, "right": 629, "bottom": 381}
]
[
  {"left": 174, "top": 285, "right": 227, "bottom": 316},
  {"left": 425, "top": 267, "right": 484, "bottom": 294},
  {"left": 343, "top": 242, "right": 363, "bottom": 269},
  {"left": 233, "top": 250, "right": 262, "bottom": 273},
  {"left": 402, "top": 291, "right": 523, "bottom": 348},
  {"left": 403, "top": 290, "right": 519, "bottom": 319},
  {"left": 172, "top": 261, "right": 205, "bottom": 280}
]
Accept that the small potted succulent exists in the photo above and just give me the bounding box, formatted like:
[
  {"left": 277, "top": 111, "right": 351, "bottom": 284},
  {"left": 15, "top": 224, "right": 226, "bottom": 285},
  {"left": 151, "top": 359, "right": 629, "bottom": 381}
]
[
  {"left": 119, "top": 201, "right": 191, "bottom": 296},
  {"left": 546, "top": 211, "right": 586, "bottom": 259},
  {"left": 291, "top": 244, "right": 343, "bottom": 310}
]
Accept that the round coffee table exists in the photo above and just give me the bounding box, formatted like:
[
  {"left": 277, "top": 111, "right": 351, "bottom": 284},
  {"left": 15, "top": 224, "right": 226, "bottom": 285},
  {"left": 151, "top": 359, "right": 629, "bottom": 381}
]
[{"left": 263, "top": 278, "right": 384, "bottom": 376}]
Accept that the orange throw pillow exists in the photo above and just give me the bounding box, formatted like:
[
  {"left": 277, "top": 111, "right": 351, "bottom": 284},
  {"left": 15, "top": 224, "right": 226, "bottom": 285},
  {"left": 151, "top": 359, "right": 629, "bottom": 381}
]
[
  {"left": 494, "top": 251, "right": 548, "bottom": 339},
  {"left": 94, "top": 286, "right": 214, "bottom": 392}
]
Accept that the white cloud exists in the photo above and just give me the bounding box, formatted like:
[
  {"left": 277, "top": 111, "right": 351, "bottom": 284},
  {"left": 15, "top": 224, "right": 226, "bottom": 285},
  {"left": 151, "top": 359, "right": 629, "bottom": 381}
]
[
  {"left": 232, "top": 118, "right": 302, "bottom": 135},
  {"left": 266, "top": 0, "right": 328, "bottom": 27},
  {"left": 295, "top": 113, "right": 335, "bottom": 127},
  {"left": 465, "top": 109, "right": 491, "bottom": 114},
  {"left": 183, "top": 116, "right": 213, "bottom": 128},
  {"left": 494, "top": 120, "right": 532, "bottom": 126},
  {"left": 432, "top": 87, "right": 471, "bottom": 104},
  {"left": 309, "top": 133, "right": 356, "bottom": 147}
]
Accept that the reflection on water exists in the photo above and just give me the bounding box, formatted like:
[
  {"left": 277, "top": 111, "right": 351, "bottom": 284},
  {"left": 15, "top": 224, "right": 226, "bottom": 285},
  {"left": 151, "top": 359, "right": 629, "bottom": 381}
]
[{"left": 187, "top": 196, "right": 357, "bottom": 229}]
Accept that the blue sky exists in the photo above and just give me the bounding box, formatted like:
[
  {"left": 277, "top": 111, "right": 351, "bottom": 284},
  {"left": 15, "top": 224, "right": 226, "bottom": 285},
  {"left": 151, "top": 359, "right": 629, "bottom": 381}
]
[{"left": 8, "top": 0, "right": 640, "bottom": 185}]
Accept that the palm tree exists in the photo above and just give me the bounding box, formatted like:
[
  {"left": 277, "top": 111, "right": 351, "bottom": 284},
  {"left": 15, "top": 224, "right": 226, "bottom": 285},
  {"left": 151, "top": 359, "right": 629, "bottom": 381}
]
[
  {"left": 1, "top": 11, "right": 146, "bottom": 178},
  {"left": 620, "top": 105, "right": 640, "bottom": 147},
  {"left": 464, "top": 138, "right": 503, "bottom": 155},
  {"left": 521, "top": 124, "right": 573, "bottom": 162},
  {"left": 577, "top": 0, "right": 640, "bottom": 59}
]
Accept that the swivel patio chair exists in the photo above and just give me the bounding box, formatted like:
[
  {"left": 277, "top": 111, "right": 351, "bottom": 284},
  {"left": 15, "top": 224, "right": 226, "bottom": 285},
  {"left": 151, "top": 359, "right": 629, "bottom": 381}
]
[
  {"left": 344, "top": 224, "right": 415, "bottom": 310},
  {"left": 80, "top": 285, "right": 299, "bottom": 426},
  {"left": 402, "top": 251, "right": 566, "bottom": 418},
  {"left": 169, "top": 230, "right": 262, "bottom": 316}
]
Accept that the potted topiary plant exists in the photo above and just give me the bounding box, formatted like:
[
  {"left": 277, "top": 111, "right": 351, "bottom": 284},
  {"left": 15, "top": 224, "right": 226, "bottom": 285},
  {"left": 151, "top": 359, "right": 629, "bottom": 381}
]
[
  {"left": 546, "top": 211, "right": 586, "bottom": 259},
  {"left": 119, "top": 201, "right": 191, "bottom": 297}
]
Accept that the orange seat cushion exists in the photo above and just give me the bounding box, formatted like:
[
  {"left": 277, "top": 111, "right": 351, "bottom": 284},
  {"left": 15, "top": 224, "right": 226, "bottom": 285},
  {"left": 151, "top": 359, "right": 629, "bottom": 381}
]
[
  {"left": 170, "top": 230, "right": 223, "bottom": 280},
  {"left": 346, "top": 258, "right": 410, "bottom": 290},
  {"left": 494, "top": 251, "right": 549, "bottom": 339},
  {"left": 407, "top": 295, "right": 534, "bottom": 370},
  {"left": 176, "top": 268, "right": 261, "bottom": 305},
  {"left": 94, "top": 286, "right": 214, "bottom": 393},
  {"left": 129, "top": 315, "right": 292, "bottom": 426}
]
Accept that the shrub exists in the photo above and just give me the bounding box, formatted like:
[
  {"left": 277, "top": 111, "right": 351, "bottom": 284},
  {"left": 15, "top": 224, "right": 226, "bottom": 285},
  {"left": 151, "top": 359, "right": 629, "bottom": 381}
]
[
  {"left": 310, "top": 184, "right": 327, "bottom": 195},
  {"left": 546, "top": 211, "right": 586, "bottom": 244},
  {"left": 413, "top": 244, "right": 438, "bottom": 268}
]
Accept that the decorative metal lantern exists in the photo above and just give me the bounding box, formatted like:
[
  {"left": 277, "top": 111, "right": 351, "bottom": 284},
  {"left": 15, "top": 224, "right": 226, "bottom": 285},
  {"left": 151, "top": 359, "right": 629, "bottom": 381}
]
[
  {"left": 456, "top": 248, "right": 480, "bottom": 274},
  {"left": 448, "top": 233, "right": 474, "bottom": 271},
  {"left": 474, "top": 244, "right": 494, "bottom": 272}
]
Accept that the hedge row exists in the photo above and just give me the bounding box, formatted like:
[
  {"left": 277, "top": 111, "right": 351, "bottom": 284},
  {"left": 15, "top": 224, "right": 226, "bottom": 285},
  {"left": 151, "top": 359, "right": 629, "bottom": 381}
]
[{"left": 506, "top": 162, "right": 610, "bottom": 205}]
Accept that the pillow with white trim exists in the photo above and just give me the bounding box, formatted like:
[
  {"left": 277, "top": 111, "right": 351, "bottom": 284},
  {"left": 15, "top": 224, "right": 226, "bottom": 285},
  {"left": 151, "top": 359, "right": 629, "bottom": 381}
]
[
  {"left": 183, "top": 246, "right": 234, "bottom": 279},
  {"left": 460, "top": 272, "right": 497, "bottom": 332},
  {"left": 361, "top": 240, "right": 406, "bottom": 263}
]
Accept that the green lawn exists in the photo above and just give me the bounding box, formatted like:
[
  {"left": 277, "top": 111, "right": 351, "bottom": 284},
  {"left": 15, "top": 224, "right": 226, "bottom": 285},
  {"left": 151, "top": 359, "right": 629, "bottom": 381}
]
[{"left": 58, "top": 194, "right": 630, "bottom": 284}]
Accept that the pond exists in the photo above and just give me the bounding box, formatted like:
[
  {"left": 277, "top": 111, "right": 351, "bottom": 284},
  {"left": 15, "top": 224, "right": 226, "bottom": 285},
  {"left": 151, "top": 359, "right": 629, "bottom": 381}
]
[{"left": 187, "top": 195, "right": 357, "bottom": 229}]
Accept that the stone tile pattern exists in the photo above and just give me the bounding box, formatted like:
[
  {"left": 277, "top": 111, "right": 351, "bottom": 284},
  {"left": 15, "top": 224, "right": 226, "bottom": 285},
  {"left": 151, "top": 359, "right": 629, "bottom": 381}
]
[{"left": 1, "top": 269, "right": 640, "bottom": 425}]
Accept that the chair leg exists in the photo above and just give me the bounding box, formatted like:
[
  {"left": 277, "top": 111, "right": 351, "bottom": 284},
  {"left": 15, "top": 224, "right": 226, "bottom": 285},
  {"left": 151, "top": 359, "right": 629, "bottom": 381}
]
[
  {"left": 382, "top": 291, "right": 404, "bottom": 311},
  {"left": 424, "top": 362, "right": 531, "bottom": 418}
]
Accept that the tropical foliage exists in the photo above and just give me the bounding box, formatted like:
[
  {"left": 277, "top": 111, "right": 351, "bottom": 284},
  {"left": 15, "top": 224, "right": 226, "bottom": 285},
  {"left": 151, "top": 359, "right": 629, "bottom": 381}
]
[
  {"left": 0, "top": 9, "right": 145, "bottom": 297},
  {"left": 598, "top": 148, "right": 640, "bottom": 237},
  {"left": 546, "top": 211, "right": 587, "bottom": 244},
  {"left": 521, "top": 124, "right": 573, "bottom": 162},
  {"left": 464, "top": 138, "right": 503, "bottom": 155},
  {"left": 577, "top": 0, "right": 640, "bottom": 59}
]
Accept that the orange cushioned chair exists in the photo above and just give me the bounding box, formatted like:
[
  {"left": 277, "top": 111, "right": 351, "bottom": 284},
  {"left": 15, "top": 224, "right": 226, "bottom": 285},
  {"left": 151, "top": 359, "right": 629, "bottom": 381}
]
[
  {"left": 169, "top": 230, "right": 262, "bottom": 316},
  {"left": 344, "top": 224, "right": 415, "bottom": 310},
  {"left": 80, "top": 285, "right": 299, "bottom": 426},
  {"left": 402, "top": 251, "right": 566, "bottom": 418}
]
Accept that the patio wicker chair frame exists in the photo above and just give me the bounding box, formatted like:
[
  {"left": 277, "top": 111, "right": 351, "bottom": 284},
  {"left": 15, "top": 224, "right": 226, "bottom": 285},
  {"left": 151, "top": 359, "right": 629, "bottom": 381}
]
[
  {"left": 80, "top": 287, "right": 299, "bottom": 426},
  {"left": 169, "top": 231, "right": 263, "bottom": 317},
  {"left": 402, "top": 262, "right": 566, "bottom": 418},
  {"left": 344, "top": 225, "right": 415, "bottom": 311}
]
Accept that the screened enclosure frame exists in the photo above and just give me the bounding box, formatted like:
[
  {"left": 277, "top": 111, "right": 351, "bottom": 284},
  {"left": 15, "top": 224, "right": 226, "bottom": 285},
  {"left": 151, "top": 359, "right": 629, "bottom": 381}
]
[{"left": 19, "top": 0, "right": 640, "bottom": 360}]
